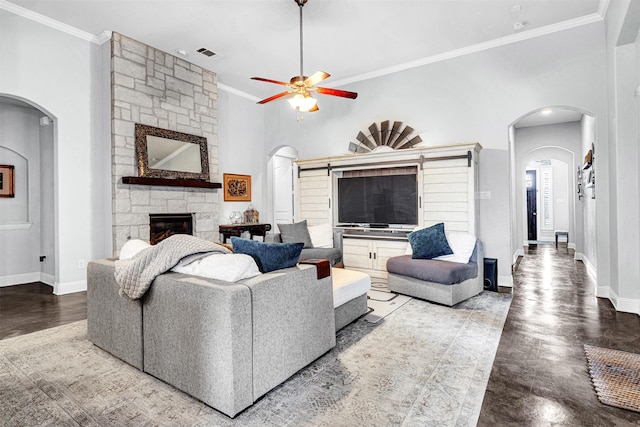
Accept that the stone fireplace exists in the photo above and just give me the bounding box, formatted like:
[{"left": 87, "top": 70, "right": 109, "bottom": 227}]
[
  {"left": 110, "top": 33, "right": 220, "bottom": 255},
  {"left": 149, "top": 213, "right": 193, "bottom": 245}
]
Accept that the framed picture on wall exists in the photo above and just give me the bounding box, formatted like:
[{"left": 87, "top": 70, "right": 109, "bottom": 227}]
[
  {"left": 0, "top": 165, "right": 15, "bottom": 198},
  {"left": 223, "top": 173, "right": 251, "bottom": 202}
]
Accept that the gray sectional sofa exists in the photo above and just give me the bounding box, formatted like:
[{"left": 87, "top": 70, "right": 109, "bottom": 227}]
[{"left": 87, "top": 259, "right": 336, "bottom": 418}]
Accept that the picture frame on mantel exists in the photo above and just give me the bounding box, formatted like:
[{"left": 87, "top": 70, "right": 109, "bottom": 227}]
[
  {"left": 223, "top": 173, "right": 251, "bottom": 201},
  {"left": 0, "top": 165, "right": 15, "bottom": 198}
]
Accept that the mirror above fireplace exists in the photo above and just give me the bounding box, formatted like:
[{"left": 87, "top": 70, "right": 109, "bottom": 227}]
[{"left": 135, "top": 124, "right": 210, "bottom": 181}]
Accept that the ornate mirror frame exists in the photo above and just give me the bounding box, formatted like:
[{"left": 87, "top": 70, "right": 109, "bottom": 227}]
[{"left": 135, "top": 123, "right": 210, "bottom": 181}]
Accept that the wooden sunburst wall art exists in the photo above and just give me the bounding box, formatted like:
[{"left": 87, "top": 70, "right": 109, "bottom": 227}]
[{"left": 348, "top": 120, "right": 422, "bottom": 153}]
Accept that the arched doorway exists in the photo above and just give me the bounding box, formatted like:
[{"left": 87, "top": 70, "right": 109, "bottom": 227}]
[
  {"left": 0, "top": 95, "right": 56, "bottom": 287},
  {"left": 509, "top": 106, "right": 596, "bottom": 265}
]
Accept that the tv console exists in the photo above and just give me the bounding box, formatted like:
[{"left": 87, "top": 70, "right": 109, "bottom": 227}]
[{"left": 294, "top": 143, "right": 481, "bottom": 280}]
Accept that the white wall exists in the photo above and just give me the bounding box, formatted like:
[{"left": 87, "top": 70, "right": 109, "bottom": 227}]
[
  {"left": 264, "top": 22, "right": 608, "bottom": 287},
  {"left": 0, "top": 10, "right": 110, "bottom": 293},
  {"left": 217, "top": 89, "right": 266, "bottom": 226},
  {"left": 603, "top": 0, "right": 640, "bottom": 312}
]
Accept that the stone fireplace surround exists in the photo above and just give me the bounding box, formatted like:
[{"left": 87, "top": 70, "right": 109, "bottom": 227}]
[{"left": 111, "top": 33, "right": 219, "bottom": 255}]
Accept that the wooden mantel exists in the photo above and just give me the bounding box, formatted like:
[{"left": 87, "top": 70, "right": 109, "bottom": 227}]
[{"left": 122, "top": 176, "right": 222, "bottom": 189}]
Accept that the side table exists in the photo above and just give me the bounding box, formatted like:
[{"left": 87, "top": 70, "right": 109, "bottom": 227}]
[{"left": 219, "top": 223, "right": 272, "bottom": 243}]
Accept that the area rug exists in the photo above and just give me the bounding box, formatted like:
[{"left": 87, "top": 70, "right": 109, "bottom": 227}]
[
  {"left": 364, "top": 289, "right": 412, "bottom": 324},
  {"left": 584, "top": 344, "right": 640, "bottom": 413},
  {"left": 1, "top": 291, "right": 512, "bottom": 427}
]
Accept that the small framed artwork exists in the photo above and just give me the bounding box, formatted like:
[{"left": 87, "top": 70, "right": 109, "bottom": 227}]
[
  {"left": 223, "top": 173, "right": 251, "bottom": 202},
  {"left": 0, "top": 165, "right": 15, "bottom": 198}
]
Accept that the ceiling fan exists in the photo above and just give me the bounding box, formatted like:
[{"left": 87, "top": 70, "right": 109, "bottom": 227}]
[{"left": 251, "top": 0, "right": 358, "bottom": 117}]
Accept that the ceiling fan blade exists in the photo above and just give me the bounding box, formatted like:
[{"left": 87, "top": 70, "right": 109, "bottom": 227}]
[
  {"left": 251, "top": 77, "right": 290, "bottom": 86},
  {"left": 308, "top": 104, "right": 319, "bottom": 112},
  {"left": 257, "top": 91, "right": 292, "bottom": 104},
  {"left": 315, "top": 87, "right": 358, "bottom": 99},
  {"left": 304, "top": 71, "right": 330, "bottom": 87}
]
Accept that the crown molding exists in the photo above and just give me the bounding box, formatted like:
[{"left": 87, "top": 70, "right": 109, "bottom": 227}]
[
  {"left": 329, "top": 12, "right": 605, "bottom": 89},
  {"left": 0, "top": 0, "right": 102, "bottom": 43},
  {"left": 598, "top": 0, "right": 610, "bottom": 18},
  {"left": 217, "top": 82, "right": 260, "bottom": 103}
]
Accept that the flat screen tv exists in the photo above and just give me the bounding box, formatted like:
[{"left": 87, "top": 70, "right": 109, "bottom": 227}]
[{"left": 337, "top": 174, "right": 417, "bottom": 226}]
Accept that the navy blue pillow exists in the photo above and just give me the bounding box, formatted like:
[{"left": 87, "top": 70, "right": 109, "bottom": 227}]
[
  {"left": 408, "top": 223, "right": 454, "bottom": 260},
  {"left": 231, "top": 237, "right": 304, "bottom": 273}
]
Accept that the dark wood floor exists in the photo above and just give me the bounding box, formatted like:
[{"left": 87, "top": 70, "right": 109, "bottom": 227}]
[
  {"left": 479, "top": 244, "right": 640, "bottom": 425},
  {"left": 0, "top": 282, "right": 86, "bottom": 340},
  {"left": 2, "top": 246, "right": 640, "bottom": 425}
]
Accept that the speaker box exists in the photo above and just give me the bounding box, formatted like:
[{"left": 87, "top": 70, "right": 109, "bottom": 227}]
[{"left": 484, "top": 258, "right": 498, "bottom": 292}]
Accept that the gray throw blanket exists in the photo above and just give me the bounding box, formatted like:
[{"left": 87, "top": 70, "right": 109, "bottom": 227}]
[{"left": 115, "top": 234, "right": 227, "bottom": 300}]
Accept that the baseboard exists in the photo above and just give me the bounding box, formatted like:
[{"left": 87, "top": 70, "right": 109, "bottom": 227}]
[
  {"left": 608, "top": 288, "right": 640, "bottom": 315},
  {"left": 498, "top": 274, "right": 513, "bottom": 288},
  {"left": 0, "top": 272, "right": 41, "bottom": 287},
  {"left": 513, "top": 249, "right": 524, "bottom": 265},
  {"left": 54, "top": 280, "right": 87, "bottom": 295},
  {"left": 595, "top": 285, "right": 610, "bottom": 298},
  {"left": 574, "top": 252, "right": 597, "bottom": 281},
  {"left": 40, "top": 273, "right": 55, "bottom": 286},
  {"left": 568, "top": 243, "right": 576, "bottom": 250}
]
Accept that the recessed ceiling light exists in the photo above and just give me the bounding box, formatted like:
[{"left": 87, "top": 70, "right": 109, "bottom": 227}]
[
  {"left": 513, "top": 21, "right": 526, "bottom": 31},
  {"left": 541, "top": 108, "right": 553, "bottom": 115},
  {"left": 176, "top": 49, "right": 188, "bottom": 57}
]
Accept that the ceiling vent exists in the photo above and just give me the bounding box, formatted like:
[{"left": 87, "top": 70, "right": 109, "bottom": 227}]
[{"left": 197, "top": 47, "right": 216, "bottom": 57}]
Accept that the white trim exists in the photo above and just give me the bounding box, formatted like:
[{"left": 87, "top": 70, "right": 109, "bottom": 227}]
[
  {"left": 575, "top": 252, "right": 597, "bottom": 281},
  {"left": 329, "top": 13, "right": 604, "bottom": 89},
  {"left": 0, "top": 0, "right": 102, "bottom": 43},
  {"left": 217, "top": 83, "right": 261, "bottom": 102},
  {"left": 40, "top": 273, "right": 55, "bottom": 286},
  {"left": 0, "top": 272, "right": 40, "bottom": 287},
  {"left": 499, "top": 274, "right": 513, "bottom": 288},
  {"left": 95, "top": 30, "right": 113, "bottom": 45},
  {"left": 54, "top": 279, "right": 86, "bottom": 295},
  {"left": 596, "top": 285, "right": 610, "bottom": 298},
  {"left": 568, "top": 243, "right": 576, "bottom": 250},
  {"left": 0, "top": 222, "right": 33, "bottom": 230},
  {"left": 608, "top": 288, "right": 640, "bottom": 315},
  {"left": 513, "top": 248, "right": 524, "bottom": 265}
]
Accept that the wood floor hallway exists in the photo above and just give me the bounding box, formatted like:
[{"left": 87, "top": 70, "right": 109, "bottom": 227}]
[
  {"left": 479, "top": 244, "right": 640, "bottom": 425},
  {"left": 1, "top": 245, "right": 640, "bottom": 425}
]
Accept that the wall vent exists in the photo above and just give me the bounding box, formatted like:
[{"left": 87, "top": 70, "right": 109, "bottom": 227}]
[{"left": 197, "top": 47, "right": 216, "bottom": 57}]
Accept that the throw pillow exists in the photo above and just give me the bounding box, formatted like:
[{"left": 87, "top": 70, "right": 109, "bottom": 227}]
[
  {"left": 277, "top": 220, "right": 313, "bottom": 248},
  {"left": 231, "top": 237, "right": 304, "bottom": 273},
  {"left": 308, "top": 223, "right": 334, "bottom": 248},
  {"left": 435, "top": 232, "right": 477, "bottom": 264},
  {"left": 119, "top": 239, "right": 151, "bottom": 260},
  {"left": 408, "top": 223, "right": 454, "bottom": 260}
]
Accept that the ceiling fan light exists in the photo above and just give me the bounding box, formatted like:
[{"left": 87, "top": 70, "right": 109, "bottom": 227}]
[{"left": 288, "top": 94, "right": 317, "bottom": 112}]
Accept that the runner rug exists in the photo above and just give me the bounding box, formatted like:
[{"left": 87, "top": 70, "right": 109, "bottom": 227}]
[{"left": 1, "top": 291, "right": 512, "bottom": 426}]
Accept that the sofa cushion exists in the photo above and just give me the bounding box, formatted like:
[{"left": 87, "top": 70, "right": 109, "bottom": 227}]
[
  {"left": 308, "top": 223, "right": 334, "bottom": 248},
  {"left": 387, "top": 255, "right": 478, "bottom": 284},
  {"left": 231, "top": 237, "right": 304, "bottom": 273},
  {"left": 119, "top": 239, "right": 151, "bottom": 260},
  {"left": 299, "top": 247, "right": 343, "bottom": 266},
  {"left": 278, "top": 220, "right": 313, "bottom": 249},
  {"left": 408, "top": 223, "right": 453, "bottom": 259}
]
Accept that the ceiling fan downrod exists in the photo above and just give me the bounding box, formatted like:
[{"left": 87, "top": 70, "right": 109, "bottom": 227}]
[{"left": 296, "top": 0, "right": 307, "bottom": 81}]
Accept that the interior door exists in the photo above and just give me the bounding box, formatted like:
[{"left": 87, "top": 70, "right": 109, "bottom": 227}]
[
  {"left": 526, "top": 170, "right": 537, "bottom": 241},
  {"left": 273, "top": 154, "right": 295, "bottom": 224}
]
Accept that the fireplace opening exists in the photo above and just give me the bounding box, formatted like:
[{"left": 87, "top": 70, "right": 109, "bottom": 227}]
[{"left": 149, "top": 213, "right": 193, "bottom": 245}]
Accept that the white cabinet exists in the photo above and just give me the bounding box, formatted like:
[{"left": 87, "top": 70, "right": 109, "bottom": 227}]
[{"left": 342, "top": 235, "right": 407, "bottom": 279}]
